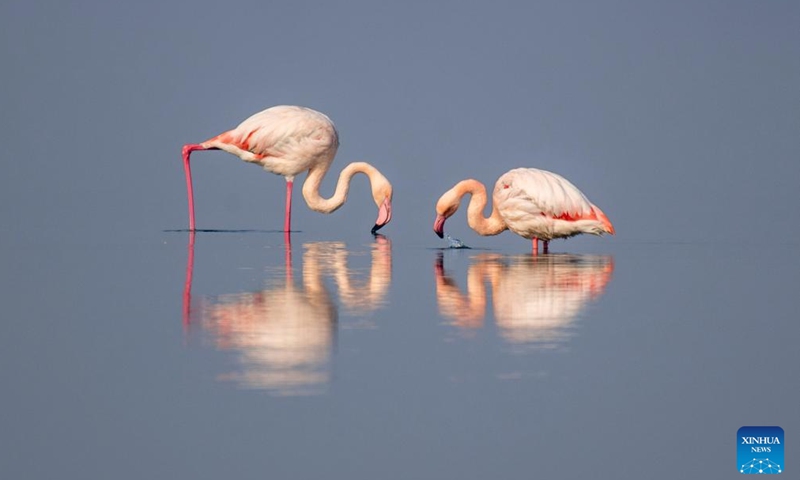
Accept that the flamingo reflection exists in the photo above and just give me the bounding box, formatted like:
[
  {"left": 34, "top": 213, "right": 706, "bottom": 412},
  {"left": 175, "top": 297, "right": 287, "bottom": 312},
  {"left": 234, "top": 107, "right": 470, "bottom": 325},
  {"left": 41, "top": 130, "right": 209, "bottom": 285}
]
[
  {"left": 435, "top": 253, "right": 614, "bottom": 350},
  {"left": 182, "top": 234, "right": 392, "bottom": 394},
  {"left": 309, "top": 236, "right": 392, "bottom": 317}
]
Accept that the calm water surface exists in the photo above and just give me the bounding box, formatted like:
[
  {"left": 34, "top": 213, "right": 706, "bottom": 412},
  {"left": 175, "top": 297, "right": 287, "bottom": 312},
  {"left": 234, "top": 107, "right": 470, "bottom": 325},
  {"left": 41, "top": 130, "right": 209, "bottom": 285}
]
[{"left": 2, "top": 232, "right": 798, "bottom": 479}]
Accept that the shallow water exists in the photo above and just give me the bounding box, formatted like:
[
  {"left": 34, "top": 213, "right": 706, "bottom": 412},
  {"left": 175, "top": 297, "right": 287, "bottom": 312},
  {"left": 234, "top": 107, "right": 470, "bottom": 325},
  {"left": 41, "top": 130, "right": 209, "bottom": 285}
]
[{"left": 2, "top": 232, "right": 798, "bottom": 479}]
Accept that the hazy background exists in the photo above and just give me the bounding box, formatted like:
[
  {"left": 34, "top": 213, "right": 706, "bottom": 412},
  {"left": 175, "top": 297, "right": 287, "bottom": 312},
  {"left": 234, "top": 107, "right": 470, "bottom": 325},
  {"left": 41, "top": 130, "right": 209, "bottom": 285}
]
[
  {"left": 1, "top": 1, "right": 799, "bottom": 479},
  {"left": 1, "top": 0, "right": 798, "bottom": 246}
]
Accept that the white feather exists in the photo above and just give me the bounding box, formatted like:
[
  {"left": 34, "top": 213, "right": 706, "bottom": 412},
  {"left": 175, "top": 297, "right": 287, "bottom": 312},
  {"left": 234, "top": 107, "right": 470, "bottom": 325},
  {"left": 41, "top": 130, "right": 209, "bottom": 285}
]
[{"left": 493, "top": 168, "right": 609, "bottom": 241}]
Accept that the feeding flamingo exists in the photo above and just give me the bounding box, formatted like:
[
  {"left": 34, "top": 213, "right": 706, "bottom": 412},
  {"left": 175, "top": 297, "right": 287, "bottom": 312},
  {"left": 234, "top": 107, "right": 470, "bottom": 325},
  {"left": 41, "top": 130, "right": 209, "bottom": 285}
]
[
  {"left": 433, "top": 168, "right": 614, "bottom": 253},
  {"left": 182, "top": 105, "right": 393, "bottom": 234}
]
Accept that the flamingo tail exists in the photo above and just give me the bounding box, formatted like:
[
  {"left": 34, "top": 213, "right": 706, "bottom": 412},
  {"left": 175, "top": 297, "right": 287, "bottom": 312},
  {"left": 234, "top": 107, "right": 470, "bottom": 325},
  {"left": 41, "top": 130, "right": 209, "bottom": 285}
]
[{"left": 591, "top": 205, "right": 615, "bottom": 235}]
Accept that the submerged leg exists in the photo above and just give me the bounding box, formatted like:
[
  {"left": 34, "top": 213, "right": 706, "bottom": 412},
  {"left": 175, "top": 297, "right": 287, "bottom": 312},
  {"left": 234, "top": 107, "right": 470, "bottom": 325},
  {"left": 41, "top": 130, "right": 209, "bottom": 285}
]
[
  {"left": 284, "top": 179, "right": 293, "bottom": 233},
  {"left": 543, "top": 240, "right": 549, "bottom": 254},
  {"left": 182, "top": 231, "right": 196, "bottom": 328},
  {"left": 284, "top": 233, "right": 293, "bottom": 283},
  {"left": 532, "top": 237, "right": 539, "bottom": 255}
]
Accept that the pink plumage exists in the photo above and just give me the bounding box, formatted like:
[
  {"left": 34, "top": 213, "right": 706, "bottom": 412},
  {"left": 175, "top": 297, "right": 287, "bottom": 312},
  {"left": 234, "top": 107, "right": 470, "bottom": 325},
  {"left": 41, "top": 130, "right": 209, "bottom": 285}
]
[
  {"left": 182, "top": 105, "right": 393, "bottom": 234},
  {"left": 434, "top": 167, "right": 614, "bottom": 254}
]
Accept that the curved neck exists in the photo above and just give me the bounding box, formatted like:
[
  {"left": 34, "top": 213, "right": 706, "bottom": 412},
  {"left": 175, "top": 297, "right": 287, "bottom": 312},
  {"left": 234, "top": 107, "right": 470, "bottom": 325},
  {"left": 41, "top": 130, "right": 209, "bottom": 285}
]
[
  {"left": 457, "top": 180, "right": 507, "bottom": 236},
  {"left": 301, "top": 162, "right": 380, "bottom": 213}
]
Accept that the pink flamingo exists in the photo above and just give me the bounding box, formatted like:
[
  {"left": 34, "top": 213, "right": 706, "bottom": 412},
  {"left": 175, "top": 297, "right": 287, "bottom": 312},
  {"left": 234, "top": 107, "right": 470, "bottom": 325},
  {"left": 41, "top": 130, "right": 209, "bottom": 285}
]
[
  {"left": 433, "top": 168, "right": 614, "bottom": 254},
  {"left": 182, "top": 105, "right": 393, "bottom": 234}
]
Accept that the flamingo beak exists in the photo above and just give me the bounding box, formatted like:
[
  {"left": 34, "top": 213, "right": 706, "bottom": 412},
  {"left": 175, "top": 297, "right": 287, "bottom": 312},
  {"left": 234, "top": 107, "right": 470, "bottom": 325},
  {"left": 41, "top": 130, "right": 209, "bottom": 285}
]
[
  {"left": 433, "top": 214, "right": 446, "bottom": 238},
  {"left": 371, "top": 197, "right": 392, "bottom": 234}
]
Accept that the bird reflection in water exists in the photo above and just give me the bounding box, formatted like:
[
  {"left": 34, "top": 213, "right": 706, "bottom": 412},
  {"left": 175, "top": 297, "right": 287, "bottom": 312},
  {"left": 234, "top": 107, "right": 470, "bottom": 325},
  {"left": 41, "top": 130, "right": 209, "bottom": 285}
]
[
  {"left": 182, "top": 233, "right": 392, "bottom": 394},
  {"left": 435, "top": 252, "right": 614, "bottom": 351}
]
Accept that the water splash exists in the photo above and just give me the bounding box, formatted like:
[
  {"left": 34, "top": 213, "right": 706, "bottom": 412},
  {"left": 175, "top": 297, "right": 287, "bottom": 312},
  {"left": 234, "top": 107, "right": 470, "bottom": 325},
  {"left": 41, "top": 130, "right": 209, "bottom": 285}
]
[{"left": 445, "top": 234, "right": 470, "bottom": 249}]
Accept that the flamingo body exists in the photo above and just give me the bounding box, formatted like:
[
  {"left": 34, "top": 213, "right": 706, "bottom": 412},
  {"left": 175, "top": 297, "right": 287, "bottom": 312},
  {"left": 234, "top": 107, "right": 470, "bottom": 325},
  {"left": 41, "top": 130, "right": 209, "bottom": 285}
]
[
  {"left": 434, "top": 167, "right": 614, "bottom": 253},
  {"left": 204, "top": 106, "right": 339, "bottom": 178},
  {"left": 182, "top": 105, "right": 392, "bottom": 233},
  {"left": 494, "top": 168, "right": 614, "bottom": 241}
]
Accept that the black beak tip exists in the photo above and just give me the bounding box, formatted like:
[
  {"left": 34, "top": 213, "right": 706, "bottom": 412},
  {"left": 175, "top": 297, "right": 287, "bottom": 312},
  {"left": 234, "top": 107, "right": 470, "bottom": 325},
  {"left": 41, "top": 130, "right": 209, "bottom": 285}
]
[
  {"left": 371, "top": 224, "right": 383, "bottom": 235},
  {"left": 435, "top": 230, "right": 444, "bottom": 239}
]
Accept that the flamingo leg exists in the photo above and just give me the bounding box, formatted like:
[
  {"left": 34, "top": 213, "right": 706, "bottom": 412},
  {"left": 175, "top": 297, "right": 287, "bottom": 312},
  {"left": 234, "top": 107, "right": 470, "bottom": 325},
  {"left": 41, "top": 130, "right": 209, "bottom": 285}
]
[
  {"left": 182, "top": 144, "right": 217, "bottom": 231},
  {"left": 182, "top": 231, "right": 196, "bottom": 328},
  {"left": 284, "top": 233, "right": 293, "bottom": 283},
  {"left": 182, "top": 145, "right": 198, "bottom": 231},
  {"left": 532, "top": 237, "right": 539, "bottom": 255},
  {"left": 284, "top": 179, "right": 293, "bottom": 233},
  {"left": 543, "top": 241, "right": 549, "bottom": 254}
]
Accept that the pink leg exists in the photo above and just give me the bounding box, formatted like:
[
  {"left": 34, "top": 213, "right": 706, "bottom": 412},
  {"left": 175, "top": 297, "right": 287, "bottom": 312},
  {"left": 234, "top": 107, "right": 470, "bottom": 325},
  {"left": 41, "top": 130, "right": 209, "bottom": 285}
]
[
  {"left": 543, "top": 241, "right": 549, "bottom": 254},
  {"left": 182, "top": 231, "right": 196, "bottom": 328},
  {"left": 182, "top": 144, "right": 215, "bottom": 231},
  {"left": 284, "top": 179, "right": 293, "bottom": 233},
  {"left": 284, "top": 234, "right": 293, "bottom": 283},
  {"left": 182, "top": 145, "right": 197, "bottom": 231},
  {"left": 532, "top": 237, "right": 539, "bottom": 255}
]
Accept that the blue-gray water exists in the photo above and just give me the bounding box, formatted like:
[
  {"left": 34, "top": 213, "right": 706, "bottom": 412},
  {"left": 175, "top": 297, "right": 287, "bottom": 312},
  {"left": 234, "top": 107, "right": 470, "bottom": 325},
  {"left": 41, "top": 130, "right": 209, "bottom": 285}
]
[
  {"left": 2, "top": 231, "right": 797, "bottom": 479},
  {"left": 3, "top": 1, "right": 799, "bottom": 478}
]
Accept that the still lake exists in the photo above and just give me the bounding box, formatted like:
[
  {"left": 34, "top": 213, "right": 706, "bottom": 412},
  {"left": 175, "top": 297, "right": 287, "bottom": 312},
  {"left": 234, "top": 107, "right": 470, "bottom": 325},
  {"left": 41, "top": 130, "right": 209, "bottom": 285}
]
[{"left": 1, "top": 230, "right": 797, "bottom": 479}]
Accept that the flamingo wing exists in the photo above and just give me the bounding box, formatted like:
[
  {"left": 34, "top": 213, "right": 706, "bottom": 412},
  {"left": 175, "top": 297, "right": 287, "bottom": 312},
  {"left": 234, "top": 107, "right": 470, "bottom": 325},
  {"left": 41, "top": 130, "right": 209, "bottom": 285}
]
[
  {"left": 206, "top": 106, "right": 339, "bottom": 163},
  {"left": 239, "top": 106, "right": 338, "bottom": 157},
  {"left": 495, "top": 168, "right": 595, "bottom": 220}
]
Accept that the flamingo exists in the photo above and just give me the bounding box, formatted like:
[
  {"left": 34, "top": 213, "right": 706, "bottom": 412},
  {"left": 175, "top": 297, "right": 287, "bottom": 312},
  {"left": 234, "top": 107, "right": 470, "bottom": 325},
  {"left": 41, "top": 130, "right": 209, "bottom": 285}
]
[
  {"left": 182, "top": 105, "right": 393, "bottom": 234},
  {"left": 433, "top": 168, "right": 614, "bottom": 253}
]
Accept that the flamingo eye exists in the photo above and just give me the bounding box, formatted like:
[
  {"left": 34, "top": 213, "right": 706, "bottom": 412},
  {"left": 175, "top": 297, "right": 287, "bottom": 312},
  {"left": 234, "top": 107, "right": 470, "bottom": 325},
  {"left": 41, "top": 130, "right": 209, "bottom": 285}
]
[{"left": 503, "top": 184, "right": 510, "bottom": 189}]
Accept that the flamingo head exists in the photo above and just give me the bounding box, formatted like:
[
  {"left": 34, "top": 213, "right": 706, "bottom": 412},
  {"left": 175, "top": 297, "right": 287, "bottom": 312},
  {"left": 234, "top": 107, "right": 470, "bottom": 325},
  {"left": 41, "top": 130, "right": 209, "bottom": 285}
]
[
  {"left": 370, "top": 176, "right": 393, "bottom": 235},
  {"left": 433, "top": 189, "right": 461, "bottom": 238}
]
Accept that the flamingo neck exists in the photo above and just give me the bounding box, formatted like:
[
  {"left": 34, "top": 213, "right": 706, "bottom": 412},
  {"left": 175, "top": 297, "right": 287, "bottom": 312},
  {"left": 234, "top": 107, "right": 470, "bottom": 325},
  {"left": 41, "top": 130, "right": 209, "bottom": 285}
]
[
  {"left": 301, "top": 162, "right": 379, "bottom": 213},
  {"left": 458, "top": 180, "right": 507, "bottom": 236}
]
